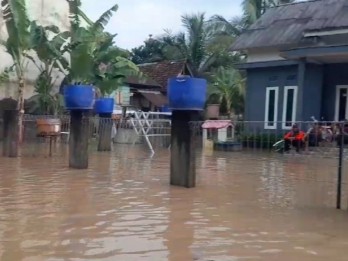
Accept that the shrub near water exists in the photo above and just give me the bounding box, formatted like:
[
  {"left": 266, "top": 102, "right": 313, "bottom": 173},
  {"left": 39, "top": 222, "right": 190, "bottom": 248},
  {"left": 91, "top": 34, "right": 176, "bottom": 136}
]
[{"left": 240, "top": 134, "right": 283, "bottom": 149}]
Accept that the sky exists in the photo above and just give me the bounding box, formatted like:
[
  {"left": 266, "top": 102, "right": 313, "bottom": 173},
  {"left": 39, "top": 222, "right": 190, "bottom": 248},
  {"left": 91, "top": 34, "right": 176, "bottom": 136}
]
[{"left": 81, "top": 0, "right": 243, "bottom": 50}]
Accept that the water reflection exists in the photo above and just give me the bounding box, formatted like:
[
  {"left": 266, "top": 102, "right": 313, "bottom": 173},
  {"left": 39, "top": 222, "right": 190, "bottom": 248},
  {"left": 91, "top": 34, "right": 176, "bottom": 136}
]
[{"left": 0, "top": 147, "right": 347, "bottom": 260}]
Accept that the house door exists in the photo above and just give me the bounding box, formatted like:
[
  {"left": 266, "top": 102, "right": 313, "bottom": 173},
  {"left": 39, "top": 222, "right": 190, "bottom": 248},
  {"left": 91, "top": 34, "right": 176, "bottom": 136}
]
[{"left": 335, "top": 86, "right": 348, "bottom": 121}]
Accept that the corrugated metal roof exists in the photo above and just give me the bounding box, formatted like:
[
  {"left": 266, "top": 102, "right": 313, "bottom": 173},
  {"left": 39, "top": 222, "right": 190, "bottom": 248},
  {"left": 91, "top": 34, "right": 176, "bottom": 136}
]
[
  {"left": 138, "top": 91, "right": 168, "bottom": 107},
  {"left": 231, "top": 0, "right": 348, "bottom": 51}
]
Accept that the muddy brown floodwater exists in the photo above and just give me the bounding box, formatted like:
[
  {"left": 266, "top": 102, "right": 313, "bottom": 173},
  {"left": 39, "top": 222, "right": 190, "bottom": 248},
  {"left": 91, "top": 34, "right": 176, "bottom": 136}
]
[{"left": 0, "top": 145, "right": 348, "bottom": 261}]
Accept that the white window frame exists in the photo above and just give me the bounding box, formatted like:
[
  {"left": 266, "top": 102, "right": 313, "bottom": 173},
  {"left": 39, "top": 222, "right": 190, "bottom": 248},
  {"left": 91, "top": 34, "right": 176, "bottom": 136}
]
[
  {"left": 282, "top": 86, "right": 298, "bottom": 130},
  {"left": 264, "top": 87, "right": 279, "bottom": 129},
  {"left": 334, "top": 85, "right": 348, "bottom": 122}
]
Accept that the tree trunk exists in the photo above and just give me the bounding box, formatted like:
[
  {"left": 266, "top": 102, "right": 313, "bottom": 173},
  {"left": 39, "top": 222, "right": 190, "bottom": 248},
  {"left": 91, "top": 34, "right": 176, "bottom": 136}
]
[{"left": 17, "top": 76, "right": 25, "bottom": 144}]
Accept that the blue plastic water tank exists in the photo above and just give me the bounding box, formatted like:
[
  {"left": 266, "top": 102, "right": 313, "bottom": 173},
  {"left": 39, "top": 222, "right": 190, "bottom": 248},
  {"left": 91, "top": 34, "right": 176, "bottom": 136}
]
[
  {"left": 95, "top": 98, "right": 115, "bottom": 114},
  {"left": 168, "top": 77, "right": 207, "bottom": 111},
  {"left": 64, "top": 85, "right": 95, "bottom": 110}
]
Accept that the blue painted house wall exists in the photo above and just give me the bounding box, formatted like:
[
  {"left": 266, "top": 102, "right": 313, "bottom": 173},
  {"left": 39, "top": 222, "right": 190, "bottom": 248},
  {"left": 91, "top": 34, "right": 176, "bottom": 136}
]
[
  {"left": 322, "top": 64, "right": 348, "bottom": 121},
  {"left": 246, "top": 65, "right": 297, "bottom": 130},
  {"left": 302, "top": 64, "right": 323, "bottom": 121},
  {"left": 244, "top": 62, "right": 348, "bottom": 130}
]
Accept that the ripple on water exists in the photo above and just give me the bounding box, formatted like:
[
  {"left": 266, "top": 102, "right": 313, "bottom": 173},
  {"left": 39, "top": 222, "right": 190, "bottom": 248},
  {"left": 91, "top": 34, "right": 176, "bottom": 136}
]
[{"left": 0, "top": 148, "right": 347, "bottom": 260}]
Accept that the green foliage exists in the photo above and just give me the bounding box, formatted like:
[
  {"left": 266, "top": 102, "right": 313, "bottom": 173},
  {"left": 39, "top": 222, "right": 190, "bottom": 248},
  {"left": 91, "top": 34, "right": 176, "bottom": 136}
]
[
  {"left": 1, "top": 0, "right": 30, "bottom": 63},
  {"left": 26, "top": 21, "right": 69, "bottom": 115},
  {"left": 29, "top": 21, "right": 69, "bottom": 72},
  {"left": 131, "top": 37, "right": 168, "bottom": 64},
  {"left": 65, "top": 0, "right": 140, "bottom": 97},
  {"left": 239, "top": 133, "right": 283, "bottom": 149},
  {"left": 30, "top": 71, "right": 64, "bottom": 115},
  {"left": 159, "top": 13, "right": 216, "bottom": 76},
  {"left": 208, "top": 67, "right": 245, "bottom": 115},
  {"left": 242, "top": 0, "right": 296, "bottom": 26}
]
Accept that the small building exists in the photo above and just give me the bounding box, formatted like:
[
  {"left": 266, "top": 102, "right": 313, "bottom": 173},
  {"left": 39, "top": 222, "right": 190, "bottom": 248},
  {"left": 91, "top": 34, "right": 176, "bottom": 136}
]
[
  {"left": 231, "top": 0, "right": 348, "bottom": 131},
  {"left": 124, "top": 60, "right": 194, "bottom": 112}
]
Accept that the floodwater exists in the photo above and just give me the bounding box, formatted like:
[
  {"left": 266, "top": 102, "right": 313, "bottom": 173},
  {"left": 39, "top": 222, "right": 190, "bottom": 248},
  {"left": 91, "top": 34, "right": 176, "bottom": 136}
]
[{"left": 0, "top": 145, "right": 348, "bottom": 261}]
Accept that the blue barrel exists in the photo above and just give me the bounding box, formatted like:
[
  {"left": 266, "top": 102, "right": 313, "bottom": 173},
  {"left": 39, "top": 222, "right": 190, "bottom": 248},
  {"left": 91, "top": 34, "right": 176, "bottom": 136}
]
[
  {"left": 64, "top": 85, "right": 95, "bottom": 110},
  {"left": 168, "top": 77, "right": 207, "bottom": 111},
  {"left": 95, "top": 98, "right": 115, "bottom": 114}
]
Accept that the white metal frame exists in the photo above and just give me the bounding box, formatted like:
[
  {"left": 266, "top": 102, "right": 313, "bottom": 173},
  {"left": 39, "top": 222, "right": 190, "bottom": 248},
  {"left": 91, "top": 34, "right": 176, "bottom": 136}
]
[
  {"left": 130, "top": 111, "right": 171, "bottom": 155},
  {"left": 282, "top": 86, "right": 298, "bottom": 130},
  {"left": 264, "top": 87, "right": 279, "bottom": 129},
  {"left": 335, "top": 85, "right": 348, "bottom": 122}
]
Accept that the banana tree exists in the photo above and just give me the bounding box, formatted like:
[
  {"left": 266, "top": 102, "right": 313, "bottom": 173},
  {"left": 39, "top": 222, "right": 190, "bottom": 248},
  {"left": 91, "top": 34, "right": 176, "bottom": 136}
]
[
  {"left": 1, "top": 0, "right": 31, "bottom": 141},
  {"left": 61, "top": 0, "right": 142, "bottom": 116},
  {"left": 27, "top": 21, "right": 69, "bottom": 115},
  {"left": 64, "top": 1, "right": 140, "bottom": 101},
  {"left": 92, "top": 34, "right": 140, "bottom": 98}
]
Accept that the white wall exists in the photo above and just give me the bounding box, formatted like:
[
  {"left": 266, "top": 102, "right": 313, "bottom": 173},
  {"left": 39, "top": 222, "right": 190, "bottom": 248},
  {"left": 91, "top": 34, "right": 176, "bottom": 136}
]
[
  {"left": 247, "top": 49, "right": 284, "bottom": 63},
  {"left": 0, "top": 0, "right": 70, "bottom": 99}
]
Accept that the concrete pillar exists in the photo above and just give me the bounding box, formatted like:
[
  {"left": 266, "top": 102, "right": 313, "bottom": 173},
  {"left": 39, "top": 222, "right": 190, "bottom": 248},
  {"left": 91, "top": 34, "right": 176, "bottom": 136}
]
[
  {"left": 170, "top": 111, "right": 198, "bottom": 188},
  {"left": 97, "top": 113, "right": 113, "bottom": 152},
  {"left": 69, "top": 110, "right": 90, "bottom": 169},
  {"left": 3, "top": 110, "right": 18, "bottom": 157}
]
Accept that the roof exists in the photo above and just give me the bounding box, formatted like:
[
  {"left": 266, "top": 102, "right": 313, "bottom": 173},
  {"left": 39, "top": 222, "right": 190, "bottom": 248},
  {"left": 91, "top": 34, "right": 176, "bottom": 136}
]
[
  {"left": 126, "top": 75, "right": 161, "bottom": 88},
  {"left": 127, "top": 61, "right": 192, "bottom": 92},
  {"left": 231, "top": 0, "right": 348, "bottom": 51},
  {"left": 202, "top": 120, "right": 233, "bottom": 129},
  {"left": 138, "top": 90, "right": 168, "bottom": 107}
]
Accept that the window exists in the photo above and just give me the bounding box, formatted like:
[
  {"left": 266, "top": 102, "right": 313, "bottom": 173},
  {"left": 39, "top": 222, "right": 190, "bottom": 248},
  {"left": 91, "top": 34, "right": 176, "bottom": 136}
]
[
  {"left": 282, "top": 86, "right": 298, "bottom": 129},
  {"left": 264, "top": 87, "right": 279, "bottom": 129}
]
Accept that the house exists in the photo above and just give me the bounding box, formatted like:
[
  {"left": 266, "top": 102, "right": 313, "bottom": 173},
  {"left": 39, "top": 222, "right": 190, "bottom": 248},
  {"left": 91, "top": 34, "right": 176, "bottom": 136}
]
[
  {"left": 122, "top": 60, "right": 193, "bottom": 112},
  {"left": 231, "top": 0, "right": 348, "bottom": 130}
]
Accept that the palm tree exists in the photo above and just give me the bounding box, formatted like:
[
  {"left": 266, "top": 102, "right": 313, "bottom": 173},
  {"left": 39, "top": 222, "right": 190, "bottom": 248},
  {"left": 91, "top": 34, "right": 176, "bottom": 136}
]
[
  {"left": 210, "top": 0, "right": 296, "bottom": 38},
  {"left": 1, "top": 0, "right": 31, "bottom": 142},
  {"left": 208, "top": 67, "right": 245, "bottom": 116},
  {"left": 160, "top": 13, "right": 218, "bottom": 76},
  {"left": 242, "top": 0, "right": 296, "bottom": 25}
]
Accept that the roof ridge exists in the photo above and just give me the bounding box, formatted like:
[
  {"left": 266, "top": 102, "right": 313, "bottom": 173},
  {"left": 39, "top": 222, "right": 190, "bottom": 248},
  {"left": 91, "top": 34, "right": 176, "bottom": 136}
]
[
  {"left": 138, "top": 60, "right": 186, "bottom": 67},
  {"left": 269, "top": 0, "right": 322, "bottom": 9}
]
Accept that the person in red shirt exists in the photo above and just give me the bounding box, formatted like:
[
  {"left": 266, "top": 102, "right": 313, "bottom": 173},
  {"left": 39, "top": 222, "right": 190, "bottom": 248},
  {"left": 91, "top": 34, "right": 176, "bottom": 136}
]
[{"left": 284, "top": 123, "right": 306, "bottom": 152}]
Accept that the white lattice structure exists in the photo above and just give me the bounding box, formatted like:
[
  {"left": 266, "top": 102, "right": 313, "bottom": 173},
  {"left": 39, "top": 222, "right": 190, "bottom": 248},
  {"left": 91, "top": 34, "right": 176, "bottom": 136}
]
[{"left": 130, "top": 111, "right": 171, "bottom": 155}]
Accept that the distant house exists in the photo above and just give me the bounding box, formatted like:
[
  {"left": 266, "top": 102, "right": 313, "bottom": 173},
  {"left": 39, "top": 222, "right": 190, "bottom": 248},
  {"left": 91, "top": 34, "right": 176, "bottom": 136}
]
[
  {"left": 231, "top": 0, "right": 348, "bottom": 130},
  {"left": 121, "top": 60, "right": 193, "bottom": 112}
]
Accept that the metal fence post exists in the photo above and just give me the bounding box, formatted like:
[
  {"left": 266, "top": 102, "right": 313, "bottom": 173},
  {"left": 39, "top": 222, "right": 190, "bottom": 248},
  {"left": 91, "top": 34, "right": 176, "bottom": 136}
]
[{"left": 337, "top": 125, "right": 344, "bottom": 210}]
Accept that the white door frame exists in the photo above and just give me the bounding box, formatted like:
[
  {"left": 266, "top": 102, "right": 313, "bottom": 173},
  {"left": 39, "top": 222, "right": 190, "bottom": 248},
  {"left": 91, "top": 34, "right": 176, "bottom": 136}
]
[{"left": 335, "top": 85, "right": 348, "bottom": 121}]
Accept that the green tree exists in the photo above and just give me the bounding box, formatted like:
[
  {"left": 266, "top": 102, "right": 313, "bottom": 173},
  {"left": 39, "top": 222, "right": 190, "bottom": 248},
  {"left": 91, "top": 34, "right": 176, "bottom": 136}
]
[
  {"left": 131, "top": 35, "right": 168, "bottom": 64},
  {"left": 210, "top": 0, "right": 296, "bottom": 37},
  {"left": 27, "top": 21, "right": 69, "bottom": 115},
  {"left": 159, "top": 13, "right": 221, "bottom": 76},
  {"left": 208, "top": 67, "right": 245, "bottom": 116},
  {"left": 1, "top": 0, "right": 31, "bottom": 140},
  {"left": 65, "top": 0, "right": 140, "bottom": 97},
  {"left": 242, "top": 0, "right": 296, "bottom": 25}
]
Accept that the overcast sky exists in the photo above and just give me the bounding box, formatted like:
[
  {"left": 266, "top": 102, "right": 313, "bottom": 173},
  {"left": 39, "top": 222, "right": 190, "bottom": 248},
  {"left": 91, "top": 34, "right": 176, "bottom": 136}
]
[{"left": 81, "top": 0, "right": 243, "bottom": 50}]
